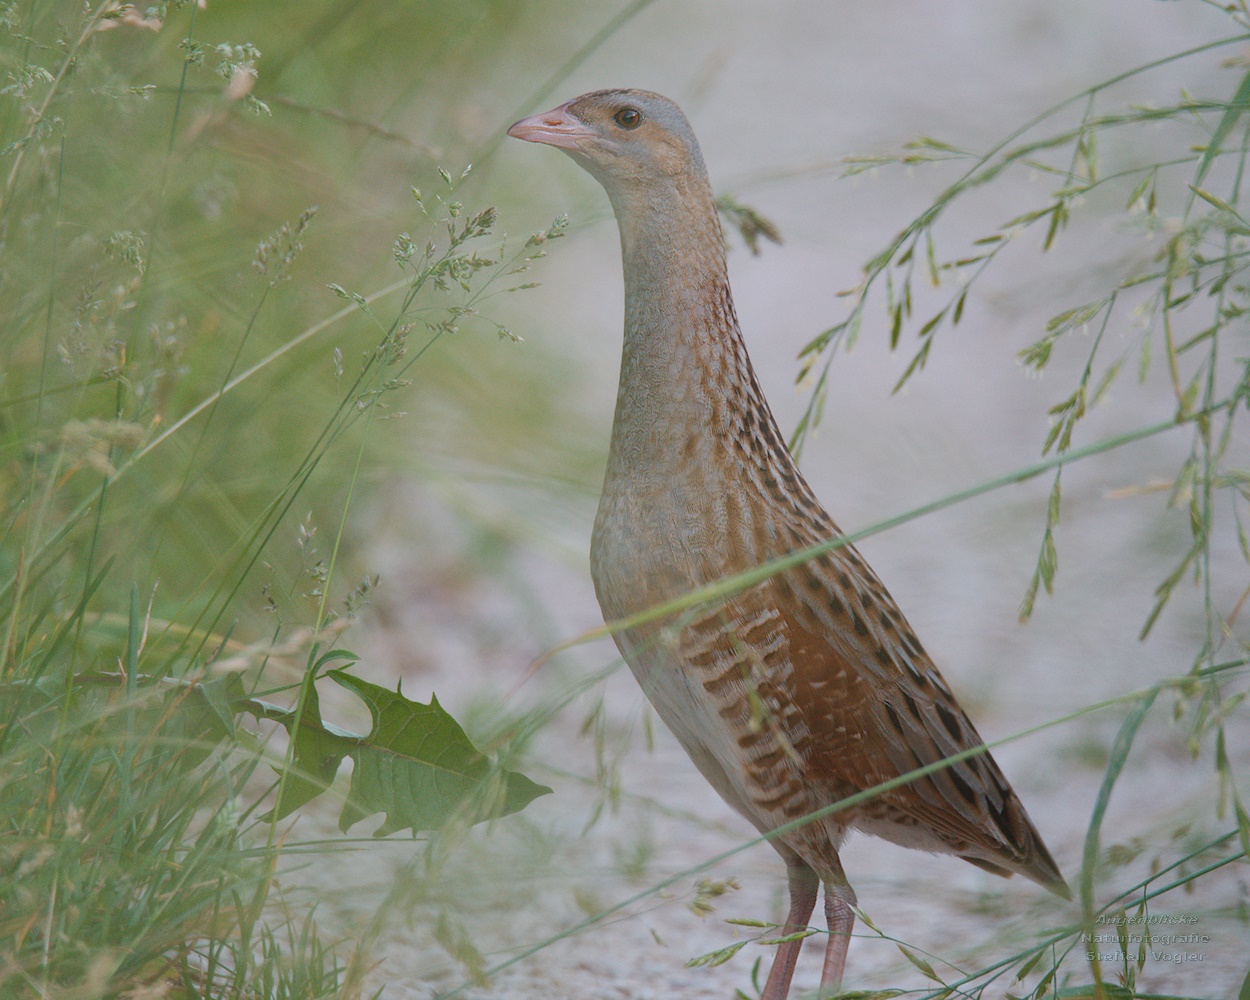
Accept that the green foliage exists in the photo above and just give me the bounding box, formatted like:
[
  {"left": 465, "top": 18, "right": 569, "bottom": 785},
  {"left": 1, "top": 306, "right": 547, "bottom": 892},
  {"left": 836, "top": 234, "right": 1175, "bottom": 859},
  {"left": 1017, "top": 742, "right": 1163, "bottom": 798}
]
[
  {"left": 789, "top": 23, "right": 1250, "bottom": 687},
  {"left": 268, "top": 668, "right": 551, "bottom": 833},
  {"left": 0, "top": 2, "right": 564, "bottom": 996}
]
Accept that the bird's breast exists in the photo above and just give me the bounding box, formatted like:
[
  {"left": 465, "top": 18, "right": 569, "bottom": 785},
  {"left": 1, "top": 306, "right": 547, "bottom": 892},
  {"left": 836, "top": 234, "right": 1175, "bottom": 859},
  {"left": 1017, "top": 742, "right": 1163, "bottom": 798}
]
[
  {"left": 590, "top": 454, "right": 773, "bottom": 614},
  {"left": 591, "top": 472, "right": 706, "bottom": 620}
]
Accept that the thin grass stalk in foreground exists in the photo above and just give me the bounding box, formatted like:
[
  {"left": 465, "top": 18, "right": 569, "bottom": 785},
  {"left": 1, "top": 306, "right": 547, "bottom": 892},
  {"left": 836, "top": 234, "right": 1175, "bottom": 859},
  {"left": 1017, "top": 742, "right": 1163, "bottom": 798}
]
[
  {"left": 476, "top": 0, "right": 659, "bottom": 168},
  {"left": 146, "top": 209, "right": 319, "bottom": 573},
  {"left": 788, "top": 30, "right": 1250, "bottom": 456},
  {"left": 918, "top": 839, "right": 1244, "bottom": 1000},
  {"left": 263, "top": 324, "right": 395, "bottom": 990},
  {"left": 1079, "top": 689, "right": 1161, "bottom": 997},
  {"left": 0, "top": 7, "right": 575, "bottom": 999},
  {"left": 0, "top": 278, "right": 408, "bottom": 622},
  {"left": 0, "top": 3, "right": 114, "bottom": 213}
]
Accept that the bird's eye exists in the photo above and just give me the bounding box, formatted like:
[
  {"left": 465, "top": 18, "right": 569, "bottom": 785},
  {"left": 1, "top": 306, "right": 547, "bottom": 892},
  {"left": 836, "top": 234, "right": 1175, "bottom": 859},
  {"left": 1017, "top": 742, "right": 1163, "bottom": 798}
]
[{"left": 613, "top": 107, "right": 641, "bottom": 130}]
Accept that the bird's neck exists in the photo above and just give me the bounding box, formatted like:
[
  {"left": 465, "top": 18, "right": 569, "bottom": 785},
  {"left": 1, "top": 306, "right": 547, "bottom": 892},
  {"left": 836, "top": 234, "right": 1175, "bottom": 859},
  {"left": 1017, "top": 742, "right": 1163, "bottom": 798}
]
[{"left": 604, "top": 173, "right": 765, "bottom": 479}]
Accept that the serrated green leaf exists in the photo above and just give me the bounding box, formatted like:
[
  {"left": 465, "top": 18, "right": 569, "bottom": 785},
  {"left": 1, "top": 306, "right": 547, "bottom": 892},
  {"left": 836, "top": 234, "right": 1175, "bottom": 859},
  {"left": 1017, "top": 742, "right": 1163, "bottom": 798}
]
[
  {"left": 263, "top": 680, "right": 357, "bottom": 822},
  {"left": 329, "top": 669, "right": 552, "bottom": 835},
  {"left": 238, "top": 669, "right": 550, "bottom": 832}
]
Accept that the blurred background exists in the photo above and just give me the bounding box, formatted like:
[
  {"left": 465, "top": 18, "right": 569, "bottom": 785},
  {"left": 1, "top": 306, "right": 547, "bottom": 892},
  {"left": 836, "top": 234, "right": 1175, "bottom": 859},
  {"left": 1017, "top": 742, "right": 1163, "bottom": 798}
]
[{"left": 3, "top": 1, "right": 1248, "bottom": 997}]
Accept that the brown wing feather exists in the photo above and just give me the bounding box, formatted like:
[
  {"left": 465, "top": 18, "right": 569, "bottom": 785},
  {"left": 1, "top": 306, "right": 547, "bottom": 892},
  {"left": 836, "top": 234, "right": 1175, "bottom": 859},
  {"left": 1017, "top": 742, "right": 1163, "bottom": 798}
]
[
  {"left": 610, "top": 494, "right": 1067, "bottom": 896},
  {"left": 769, "top": 551, "right": 1069, "bottom": 897}
]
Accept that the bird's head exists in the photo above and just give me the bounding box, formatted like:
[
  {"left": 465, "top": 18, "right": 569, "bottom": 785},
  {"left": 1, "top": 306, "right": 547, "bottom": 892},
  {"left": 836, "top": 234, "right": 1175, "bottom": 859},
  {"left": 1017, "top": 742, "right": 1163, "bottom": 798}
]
[{"left": 507, "top": 89, "right": 706, "bottom": 192}]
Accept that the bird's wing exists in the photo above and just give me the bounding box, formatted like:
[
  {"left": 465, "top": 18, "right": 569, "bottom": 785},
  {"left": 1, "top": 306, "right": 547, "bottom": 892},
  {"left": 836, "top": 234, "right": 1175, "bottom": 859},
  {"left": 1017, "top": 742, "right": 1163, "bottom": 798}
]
[{"left": 764, "top": 543, "right": 1068, "bottom": 894}]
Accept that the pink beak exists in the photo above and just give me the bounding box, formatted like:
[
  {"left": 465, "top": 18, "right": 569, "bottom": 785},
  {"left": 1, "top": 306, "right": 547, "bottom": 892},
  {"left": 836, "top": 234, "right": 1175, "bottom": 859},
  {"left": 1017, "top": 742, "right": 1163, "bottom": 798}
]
[{"left": 507, "top": 101, "right": 594, "bottom": 150}]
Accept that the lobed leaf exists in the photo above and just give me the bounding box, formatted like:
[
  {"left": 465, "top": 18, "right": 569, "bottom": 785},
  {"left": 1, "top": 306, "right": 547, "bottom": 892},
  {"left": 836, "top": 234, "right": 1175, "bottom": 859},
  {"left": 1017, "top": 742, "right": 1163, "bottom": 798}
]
[{"left": 329, "top": 669, "right": 552, "bottom": 835}]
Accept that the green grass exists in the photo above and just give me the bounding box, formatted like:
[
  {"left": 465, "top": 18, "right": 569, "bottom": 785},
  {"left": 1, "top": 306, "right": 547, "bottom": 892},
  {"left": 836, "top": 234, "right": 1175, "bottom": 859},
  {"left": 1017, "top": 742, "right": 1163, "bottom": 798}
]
[{"left": 0, "top": 2, "right": 578, "bottom": 996}]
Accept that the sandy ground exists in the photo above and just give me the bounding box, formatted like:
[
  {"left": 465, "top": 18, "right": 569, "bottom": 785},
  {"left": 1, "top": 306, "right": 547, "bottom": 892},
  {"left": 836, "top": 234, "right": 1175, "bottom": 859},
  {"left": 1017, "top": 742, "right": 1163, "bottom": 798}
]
[
  {"left": 275, "top": 4, "right": 1249, "bottom": 997},
  {"left": 293, "top": 526, "right": 1250, "bottom": 998},
  {"left": 353, "top": 576, "right": 1248, "bottom": 1000}
]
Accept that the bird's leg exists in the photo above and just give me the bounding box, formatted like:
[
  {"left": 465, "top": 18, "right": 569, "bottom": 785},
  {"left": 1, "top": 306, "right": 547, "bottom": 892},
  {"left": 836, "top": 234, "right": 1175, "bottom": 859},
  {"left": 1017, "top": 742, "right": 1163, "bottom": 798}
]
[
  {"left": 818, "top": 877, "right": 857, "bottom": 999},
  {"left": 759, "top": 857, "right": 818, "bottom": 1000}
]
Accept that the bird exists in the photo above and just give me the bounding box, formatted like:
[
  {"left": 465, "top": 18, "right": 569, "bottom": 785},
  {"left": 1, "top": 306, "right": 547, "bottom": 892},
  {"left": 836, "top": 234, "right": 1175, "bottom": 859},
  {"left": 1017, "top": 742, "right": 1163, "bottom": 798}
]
[{"left": 508, "top": 89, "right": 1068, "bottom": 1000}]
